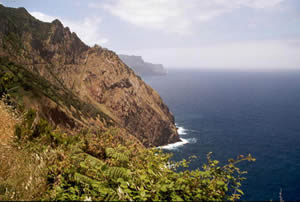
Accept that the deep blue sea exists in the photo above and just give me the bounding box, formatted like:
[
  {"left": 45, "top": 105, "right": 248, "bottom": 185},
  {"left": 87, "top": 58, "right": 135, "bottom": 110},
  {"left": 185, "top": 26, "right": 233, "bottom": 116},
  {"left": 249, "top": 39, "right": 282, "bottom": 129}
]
[{"left": 144, "top": 69, "right": 300, "bottom": 201}]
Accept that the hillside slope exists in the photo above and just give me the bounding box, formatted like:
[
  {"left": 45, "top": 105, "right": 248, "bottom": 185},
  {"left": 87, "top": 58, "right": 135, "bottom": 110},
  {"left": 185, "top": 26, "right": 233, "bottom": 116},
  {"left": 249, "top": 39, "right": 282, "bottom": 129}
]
[{"left": 0, "top": 4, "right": 179, "bottom": 147}]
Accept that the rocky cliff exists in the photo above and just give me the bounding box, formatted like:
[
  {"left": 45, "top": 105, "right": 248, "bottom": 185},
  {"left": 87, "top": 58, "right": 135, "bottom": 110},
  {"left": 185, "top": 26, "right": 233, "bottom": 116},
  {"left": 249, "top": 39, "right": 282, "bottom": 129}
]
[
  {"left": 0, "top": 5, "right": 180, "bottom": 147},
  {"left": 119, "top": 54, "right": 167, "bottom": 77}
]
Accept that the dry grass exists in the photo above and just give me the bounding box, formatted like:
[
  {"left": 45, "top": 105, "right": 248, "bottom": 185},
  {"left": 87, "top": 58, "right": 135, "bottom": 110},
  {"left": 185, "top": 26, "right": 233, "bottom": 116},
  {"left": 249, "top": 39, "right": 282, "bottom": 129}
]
[
  {"left": 0, "top": 100, "right": 19, "bottom": 146},
  {"left": 0, "top": 100, "right": 47, "bottom": 200}
]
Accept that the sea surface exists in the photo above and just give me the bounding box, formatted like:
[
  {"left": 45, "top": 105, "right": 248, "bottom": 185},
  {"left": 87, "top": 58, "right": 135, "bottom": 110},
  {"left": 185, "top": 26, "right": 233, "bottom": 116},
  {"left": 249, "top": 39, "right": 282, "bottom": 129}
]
[{"left": 144, "top": 69, "right": 300, "bottom": 201}]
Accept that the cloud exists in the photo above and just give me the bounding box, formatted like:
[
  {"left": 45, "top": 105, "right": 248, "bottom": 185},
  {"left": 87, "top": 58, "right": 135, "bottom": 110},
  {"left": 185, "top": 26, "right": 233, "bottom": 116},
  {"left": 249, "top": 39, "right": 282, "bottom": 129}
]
[
  {"left": 90, "top": 0, "right": 191, "bottom": 35},
  {"left": 29, "top": 11, "right": 109, "bottom": 46},
  {"left": 30, "top": 11, "right": 56, "bottom": 22},
  {"left": 238, "top": 0, "right": 285, "bottom": 9},
  {"left": 90, "top": 0, "right": 285, "bottom": 34},
  {"left": 62, "top": 17, "right": 109, "bottom": 46},
  {"left": 120, "top": 39, "right": 300, "bottom": 71}
]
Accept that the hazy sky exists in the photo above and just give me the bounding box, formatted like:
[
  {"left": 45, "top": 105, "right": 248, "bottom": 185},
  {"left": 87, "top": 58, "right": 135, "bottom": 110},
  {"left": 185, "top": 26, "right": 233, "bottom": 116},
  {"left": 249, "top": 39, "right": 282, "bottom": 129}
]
[{"left": 1, "top": 0, "right": 300, "bottom": 70}]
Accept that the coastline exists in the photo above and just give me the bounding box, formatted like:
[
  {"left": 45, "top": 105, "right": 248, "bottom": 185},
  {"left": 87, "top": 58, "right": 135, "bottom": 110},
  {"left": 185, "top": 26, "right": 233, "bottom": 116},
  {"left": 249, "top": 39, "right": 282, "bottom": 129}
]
[{"left": 159, "top": 125, "right": 196, "bottom": 150}]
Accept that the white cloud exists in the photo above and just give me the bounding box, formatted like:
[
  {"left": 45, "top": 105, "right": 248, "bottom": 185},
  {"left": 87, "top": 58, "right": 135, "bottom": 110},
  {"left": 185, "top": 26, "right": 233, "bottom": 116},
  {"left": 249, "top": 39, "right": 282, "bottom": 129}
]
[
  {"left": 30, "top": 11, "right": 56, "bottom": 22},
  {"left": 91, "top": 0, "right": 191, "bottom": 35},
  {"left": 62, "top": 17, "right": 109, "bottom": 46},
  {"left": 30, "top": 11, "right": 109, "bottom": 46},
  {"left": 238, "top": 0, "right": 285, "bottom": 9},
  {"left": 91, "top": 0, "right": 285, "bottom": 34},
  {"left": 120, "top": 39, "right": 300, "bottom": 71}
]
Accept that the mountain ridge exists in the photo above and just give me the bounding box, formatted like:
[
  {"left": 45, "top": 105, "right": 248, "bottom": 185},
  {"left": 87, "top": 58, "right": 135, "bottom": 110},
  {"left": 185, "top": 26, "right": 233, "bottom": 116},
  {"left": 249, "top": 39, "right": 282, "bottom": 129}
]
[{"left": 0, "top": 4, "right": 180, "bottom": 147}]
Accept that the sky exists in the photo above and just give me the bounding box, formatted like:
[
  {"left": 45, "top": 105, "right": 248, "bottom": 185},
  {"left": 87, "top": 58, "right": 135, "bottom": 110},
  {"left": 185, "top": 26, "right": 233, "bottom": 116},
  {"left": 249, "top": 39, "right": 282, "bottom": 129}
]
[{"left": 1, "top": 0, "right": 300, "bottom": 70}]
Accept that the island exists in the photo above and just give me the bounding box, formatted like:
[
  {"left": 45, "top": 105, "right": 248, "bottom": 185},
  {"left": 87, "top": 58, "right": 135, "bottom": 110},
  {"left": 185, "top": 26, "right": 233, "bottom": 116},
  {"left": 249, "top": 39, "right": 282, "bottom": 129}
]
[{"left": 119, "top": 54, "right": 167, "bottom": 77}]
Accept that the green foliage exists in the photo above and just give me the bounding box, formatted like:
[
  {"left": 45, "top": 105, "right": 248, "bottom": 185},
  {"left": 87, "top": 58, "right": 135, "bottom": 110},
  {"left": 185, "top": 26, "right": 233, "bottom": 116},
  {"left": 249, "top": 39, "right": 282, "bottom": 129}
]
[
  {"left": 13, "top": 109, "right": 80, "bottom": 150},
  {"left": 25, "top": 108, "right": 36, "bottom": 128},
  {"left": 0, "top": 70, "right": 16, "bottom": 96},
  {"left": 10, "top": 105, "right": 255, "bottom": 201},
  {"left": 47, "top": 141, "right": 255, "bottom": 201},
  {"left": 106, "top": 147, "right": 129, "bottom": 163},
  {"left": 14, "top": 109, "right": 36, "bottom": 141}
]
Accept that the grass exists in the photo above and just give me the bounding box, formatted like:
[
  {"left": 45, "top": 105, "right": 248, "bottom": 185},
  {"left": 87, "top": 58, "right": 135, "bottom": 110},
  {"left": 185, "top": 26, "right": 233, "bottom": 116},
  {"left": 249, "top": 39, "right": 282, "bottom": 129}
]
[
  {"left": 0, "top": 99, "right": 135, "bottom": 200},
  {"left": 0, "top": 100, "right": 47, "bottom": 200}
]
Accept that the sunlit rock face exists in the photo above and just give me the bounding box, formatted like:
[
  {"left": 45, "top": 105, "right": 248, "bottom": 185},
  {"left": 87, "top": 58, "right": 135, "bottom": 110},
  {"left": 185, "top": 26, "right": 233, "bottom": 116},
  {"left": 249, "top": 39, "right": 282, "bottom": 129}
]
[{"left": 0, "top": 4, "right": 180, "bottom": 147}]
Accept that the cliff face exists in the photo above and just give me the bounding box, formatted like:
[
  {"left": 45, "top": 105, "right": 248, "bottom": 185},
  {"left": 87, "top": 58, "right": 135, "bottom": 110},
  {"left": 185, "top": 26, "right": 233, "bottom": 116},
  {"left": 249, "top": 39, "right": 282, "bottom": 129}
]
[
  {"left": 0, "top": 5, "right": 180, "bottom": 147},
  {"left": 119, "top": 54, "right": 167, "bottom": 77}
]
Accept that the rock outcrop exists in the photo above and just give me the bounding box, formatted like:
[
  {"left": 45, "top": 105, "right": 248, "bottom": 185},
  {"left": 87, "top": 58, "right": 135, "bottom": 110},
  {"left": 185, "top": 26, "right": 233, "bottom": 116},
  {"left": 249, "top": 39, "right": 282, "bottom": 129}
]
[
  {"left": 119, "top": 54, "right": 167, "bottom": 77},
  {"left": 0, "top": 5, "right": 180, "bottom": 147}
]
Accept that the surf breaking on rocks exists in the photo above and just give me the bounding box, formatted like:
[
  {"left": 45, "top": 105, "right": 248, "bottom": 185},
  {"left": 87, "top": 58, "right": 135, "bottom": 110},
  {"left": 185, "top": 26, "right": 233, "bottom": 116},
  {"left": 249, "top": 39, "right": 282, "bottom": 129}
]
[{"left": 160, "top": 124, "right": 197, "bottom": 150}]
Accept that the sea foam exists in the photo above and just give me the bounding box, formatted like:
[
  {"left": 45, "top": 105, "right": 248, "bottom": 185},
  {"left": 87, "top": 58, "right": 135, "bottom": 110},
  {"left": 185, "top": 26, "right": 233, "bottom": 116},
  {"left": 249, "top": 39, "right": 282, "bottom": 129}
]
[
  {"left": 177, "top": 126, "right": 188, "bottom": 135},
  {"left": 160, "top": 125, "right": 197, "bottom": 150},
  {"left": 160, "top": 138, "right": 189, "bottom": 150}
]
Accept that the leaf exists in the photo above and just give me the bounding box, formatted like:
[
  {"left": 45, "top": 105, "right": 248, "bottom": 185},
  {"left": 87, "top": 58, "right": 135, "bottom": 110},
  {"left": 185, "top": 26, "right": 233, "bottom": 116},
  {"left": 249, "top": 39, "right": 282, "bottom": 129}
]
[
  {"left": 237, "top": 189, "right": 244, "bottom": 195},
  {"left": 161, "top": 185, "right": 168, "bottom": 192},
  {"left": 104, "top": 167, "right": 130, "bottom": 180},
  {"left": 216, "top": 180, "right": 225, "bottom": 186}
]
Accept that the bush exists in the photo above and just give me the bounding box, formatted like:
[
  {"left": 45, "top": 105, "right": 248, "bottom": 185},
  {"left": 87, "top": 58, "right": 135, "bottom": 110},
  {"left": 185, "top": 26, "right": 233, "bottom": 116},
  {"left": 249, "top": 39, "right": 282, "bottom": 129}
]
[
  {"left": 11, "top": 110, "right": 255, "bottom": 201},
  {"left": 14, "top": 109, "right": 63, "bottom": 147},
  {"left": 48, "top": 144, "right": 255, "bottom": 201},
  {"left": 0, "top": 71, "right": 15, "bottom": 96}
]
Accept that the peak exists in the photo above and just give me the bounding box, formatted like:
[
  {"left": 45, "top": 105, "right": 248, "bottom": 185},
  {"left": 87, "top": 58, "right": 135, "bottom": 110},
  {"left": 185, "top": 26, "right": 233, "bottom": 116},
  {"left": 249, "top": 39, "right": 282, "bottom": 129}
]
[
  {"left": 0, "top": 4, "right": 177, "bottom": 148},
  {"left": 17, "top": 7, "right": 27, "bottom": 12},
  {"left": 93, "top": 44, "right": 102, "bottom": 49},
  {"left": 0, "top": 4, "right": 31, "bottom": 18},
  {"left": 52, "top": 19, "right": 63, "bottom": 26}
]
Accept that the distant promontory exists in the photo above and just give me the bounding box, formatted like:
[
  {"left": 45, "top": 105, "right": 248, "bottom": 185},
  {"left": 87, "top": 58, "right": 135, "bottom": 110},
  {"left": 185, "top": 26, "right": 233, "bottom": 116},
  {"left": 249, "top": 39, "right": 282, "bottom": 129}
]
[{"left": 119, "top": 54, "right": 167, "bottom": 77}]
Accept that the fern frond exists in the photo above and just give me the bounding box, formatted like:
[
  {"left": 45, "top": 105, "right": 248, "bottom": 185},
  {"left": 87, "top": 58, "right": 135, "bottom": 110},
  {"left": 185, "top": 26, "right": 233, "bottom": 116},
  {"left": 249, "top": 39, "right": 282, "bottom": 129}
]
[
  {"left": 74, "top": 172, "right": 101, "bottom": 186},
  {"left": 104, "top": 166, "right": 130, "bottom": 180},
  {"left": 106, "top": 148, "right": 129, "bottom": 162},
  {"left": 72, "top": 153, "right": 105, "bottom": 170},
  {"left": 104, "top": 191, "right": 119, "bottom": 201}
]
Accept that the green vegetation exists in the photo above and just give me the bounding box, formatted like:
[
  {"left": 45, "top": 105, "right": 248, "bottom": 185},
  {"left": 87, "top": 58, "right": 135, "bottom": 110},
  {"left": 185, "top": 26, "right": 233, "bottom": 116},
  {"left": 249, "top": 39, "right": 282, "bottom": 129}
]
[
  {"left": 0, "top": 5, "right": 51, "bottom": 43},
  {"left": 0, "top": 107, "right": 255, "bottom": 201},
  {"left": 48, "top": 145, "right": 255, "bottom": 201},
  {"left": 50, "top": 147, "right": 255, "bottom": 201}
]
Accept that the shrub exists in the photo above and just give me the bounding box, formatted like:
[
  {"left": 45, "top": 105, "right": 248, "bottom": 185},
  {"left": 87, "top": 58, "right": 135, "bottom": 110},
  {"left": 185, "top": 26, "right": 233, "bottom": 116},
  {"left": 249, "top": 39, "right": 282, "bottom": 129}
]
[
  {"left": 0, "top": 71, "right": 15, "bottom": 96},
  {"left": 48, "top": 143, "right": 255, "bottom": 201},
  {"left": 11, "top": 110, "right": 255, "bottom": 201}
]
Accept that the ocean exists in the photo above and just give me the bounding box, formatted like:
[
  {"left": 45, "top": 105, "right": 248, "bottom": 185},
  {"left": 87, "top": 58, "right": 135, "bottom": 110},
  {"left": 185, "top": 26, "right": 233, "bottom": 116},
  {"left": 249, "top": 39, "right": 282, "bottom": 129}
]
[{"left": 144, "top": 69, "right": 300, "bottom": 201}]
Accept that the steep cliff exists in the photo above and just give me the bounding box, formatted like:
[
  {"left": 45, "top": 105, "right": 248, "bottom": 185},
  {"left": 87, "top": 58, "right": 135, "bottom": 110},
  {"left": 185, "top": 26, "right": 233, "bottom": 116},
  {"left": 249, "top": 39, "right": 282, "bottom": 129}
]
[
  {"left": 0, "top": 5, "right": 180, "bottom": 147},
  {"left": 119, "top": 54, "right": 167, "bottom": 77}
]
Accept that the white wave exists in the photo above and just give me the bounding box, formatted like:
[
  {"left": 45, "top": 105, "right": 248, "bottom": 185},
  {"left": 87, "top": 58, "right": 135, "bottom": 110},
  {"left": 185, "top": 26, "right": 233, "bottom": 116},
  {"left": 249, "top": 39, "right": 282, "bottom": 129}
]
[
  {"left": 177, "top": 126, "right": 188, "bottom": 135},
  {"left": 187, "top": 137, "right": 197, "bottom": 144},
  {"left": 158, "top": 124, "right": 197, "bottom": 150},
  {"left": 160, "top": 138, "right": 197, "bottom": 150},
  {"left": 160, "top": 138, "right": 189, "bottom": 150}
]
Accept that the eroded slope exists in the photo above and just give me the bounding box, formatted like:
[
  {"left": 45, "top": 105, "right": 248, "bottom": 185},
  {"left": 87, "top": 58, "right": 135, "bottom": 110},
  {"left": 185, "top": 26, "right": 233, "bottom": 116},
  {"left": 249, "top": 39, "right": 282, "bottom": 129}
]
[{"left": 0, "top": 4, "right": 179, "bottom": 146}]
